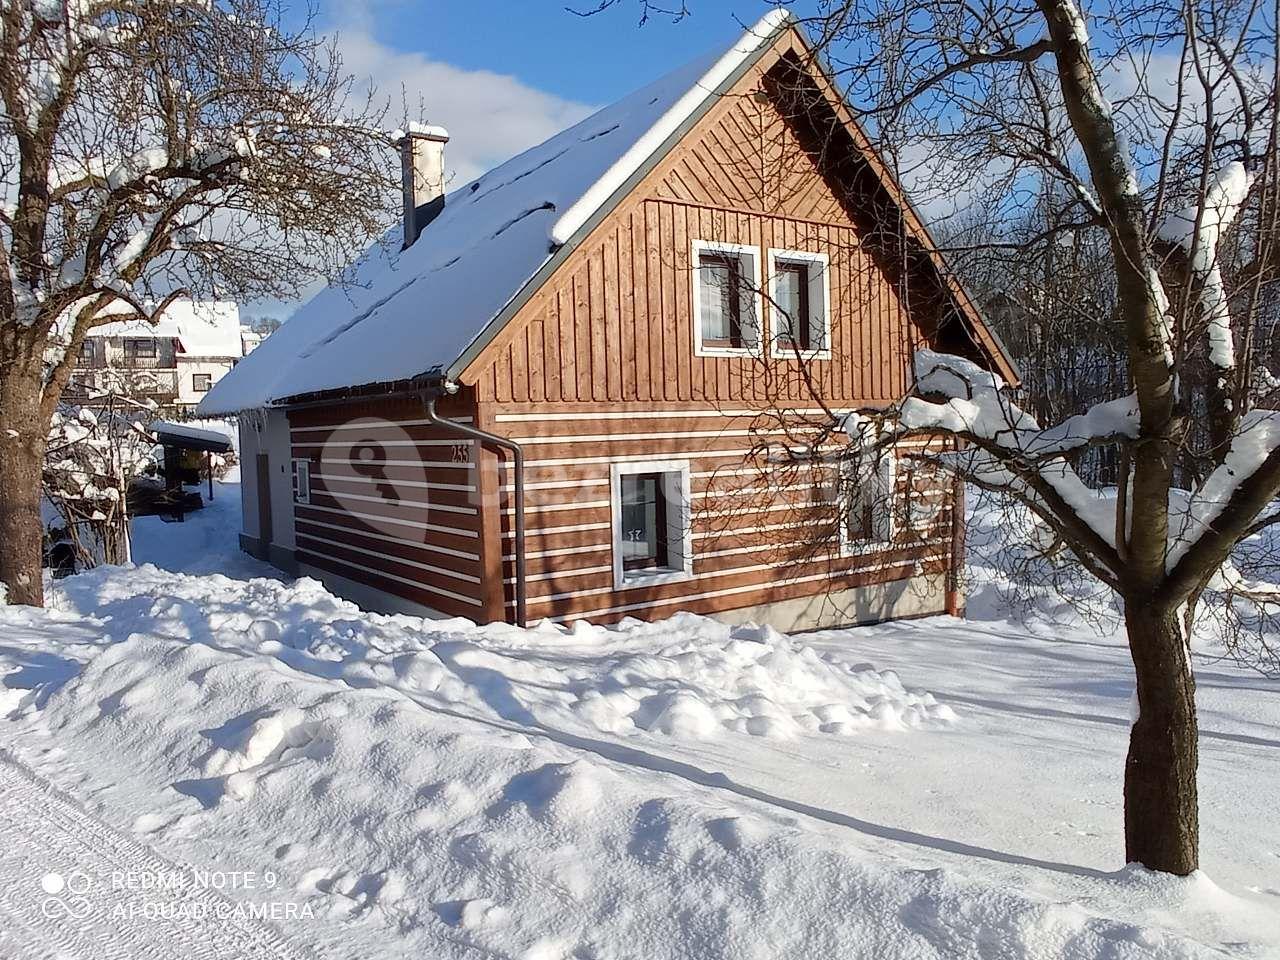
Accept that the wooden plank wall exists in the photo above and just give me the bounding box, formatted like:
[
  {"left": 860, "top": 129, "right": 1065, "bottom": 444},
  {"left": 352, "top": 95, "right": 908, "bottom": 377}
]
[
  {"left": 488, "top": 403, "right": 953, "bottom": 624},
  {"left": 278, "top": 49, "right": 961, "bottom": 627},
  {"left": 455, "top": 63, "right": 954, "bottom": 625},
  {"left": 470, "top": 83, "right": 919, "bottom": 408},
  {"left": 286, "top": 393, "right": 500, "bottom": 620}
]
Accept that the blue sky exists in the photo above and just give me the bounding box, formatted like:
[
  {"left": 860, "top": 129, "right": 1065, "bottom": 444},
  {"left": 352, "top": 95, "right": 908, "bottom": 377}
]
[{"left": 329, "top": 1, "right": 781, "bottom": 105}]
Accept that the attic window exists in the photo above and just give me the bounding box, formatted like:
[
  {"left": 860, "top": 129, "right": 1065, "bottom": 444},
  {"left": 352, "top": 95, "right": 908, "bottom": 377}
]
[
  {"left": 692, "top": 240, "right": 760, "bottom": 356},
  {"left": 769, "top": 249, "right": 830, "bottom": 359}
]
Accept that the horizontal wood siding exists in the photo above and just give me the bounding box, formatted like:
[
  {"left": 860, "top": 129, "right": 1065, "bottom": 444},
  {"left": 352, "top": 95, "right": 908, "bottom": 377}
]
[
  {"left": 487, "top": 404, "right": 953, "bottom": 624},
  {"left": 287, "top": 393, "right": 492, "bottom": 618}
]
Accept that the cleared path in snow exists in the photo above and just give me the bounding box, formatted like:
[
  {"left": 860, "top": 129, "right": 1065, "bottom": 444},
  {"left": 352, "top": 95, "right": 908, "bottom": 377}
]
[{"left": 0, "top": 752, "right": 315, "bottom": 960}]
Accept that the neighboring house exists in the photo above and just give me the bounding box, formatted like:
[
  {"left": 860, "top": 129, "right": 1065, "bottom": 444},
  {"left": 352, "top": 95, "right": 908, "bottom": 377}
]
[
  {"left": 199, "top": 11, "right": 1016, "bottom": 631},
  {"left": 71, "top": 300, "right": 248, "bottom": 410},
  {"left": 240, "top": 326, "right": 265, "bottom": 357}
]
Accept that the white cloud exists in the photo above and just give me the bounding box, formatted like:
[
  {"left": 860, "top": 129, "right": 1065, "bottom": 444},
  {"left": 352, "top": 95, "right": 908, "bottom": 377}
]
[
  {"left": 331, "top": 26, "right": 598, "bottom": 188},
  {"left": 243, "top": 22, "right": 596, "bottom": 319}
]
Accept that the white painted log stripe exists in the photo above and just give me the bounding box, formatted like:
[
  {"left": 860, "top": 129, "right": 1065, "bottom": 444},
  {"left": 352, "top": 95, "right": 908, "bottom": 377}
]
[
  {"left": 697, "top": 540, "right": 836, "bottom": 560},
  {"left": 499, "top": 534, "right": 948, "bottom": 565},
  {"left": 295, "top": 502, "right": 479, "bottom": 539},
  {"left": 691, "top": 482, "right": 819, "bottom": 499},
  {"left": 311, "top": 471, "right": 476, "bottom": 493},
  {"left": 493, "top": 408, "right": 838, "bottom": 422},
  {"left": 691, "top": 465, "right": 824, "bottom": 480},
  {"left": 507, "top": 557, "right": 930, "bottom": 619},
  {"left": 505, "top": 516, "right": 840, "bottom": 542},
  {"left": 293, "top": 438, "right": 469, "bottom": 448},
  {"left": 511, "top": 521, "right": 613, "bottom": 537},
  {"left": 502, "top": 500, "right": 612, "bottom": 516},
  {"left": 508, "top": 428, "right": 788, "bottom": 445},
  {"left": 691, "top": 518, "right": 830, "bottom": 539},
  {"left": 697, "top": 500, "right": 839, "bottom": 519},
  {"left": 503, "top": 544, "right": 612, "bottom": 562},
  {"left": 316, "top": 457, "right": 475, "bottom": 470},
  {"left": 311, "top": 488, "right": 477, "bottom": 516},
  {"left": 290, "top": 417, "right": 473, "bottom": 432},
  {"left": 505, "top": 548, "right": 941, "bottom": 606},
  {"left": 521, "top": 449, "right": 755, "bottom": 468},
  {"left": 504, "top": 564, "right": 615, "bottom": 585},
  {"left": 499, "top": 478, "right": 610, "bottom": 493},
  {"left": 298, "top": 551, "right": 483, "bottom": 608},
  {"left": 294, "top": 516, "right": 481, "bottom": 561},
  {"left": 296, "top": 531, "right": 482, "bottom": 585}
]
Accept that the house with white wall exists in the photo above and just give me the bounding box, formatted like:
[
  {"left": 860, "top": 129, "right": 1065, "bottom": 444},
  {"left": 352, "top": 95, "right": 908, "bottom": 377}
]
[{"left": 72, "top": 300, "right": 255, "bottom": 410}]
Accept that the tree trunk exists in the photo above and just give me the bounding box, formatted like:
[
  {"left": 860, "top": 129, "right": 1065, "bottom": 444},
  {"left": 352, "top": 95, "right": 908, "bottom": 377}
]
[
  {"left": 0, "top": 361, "right": 46, "bottom": 607},
  {"left": 1123, "top": 601, "right": 1199, "bottom": 874}
]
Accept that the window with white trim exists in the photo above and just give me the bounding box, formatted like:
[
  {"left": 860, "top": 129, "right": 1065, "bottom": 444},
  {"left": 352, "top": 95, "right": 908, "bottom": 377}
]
[
  {"left": 692, "top": 240, "right": 760, "bottom": 355},
  {"left": 291, "top": 458, "right": 311, "bottom": 504},
  {"left": 610, "top": 460, "right": 693, "bottom": 588},
  {"left": 840, "top": 454, "right": 895, "bottom": 552},
  {"left": 768, "top": 249, "right": 830, "bottom": 358}
]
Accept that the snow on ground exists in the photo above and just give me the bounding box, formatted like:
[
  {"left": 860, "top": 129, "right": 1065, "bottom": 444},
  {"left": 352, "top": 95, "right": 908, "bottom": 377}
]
[
  {"left": 128, "top": 477, "right": 278, "bottom": 580},
  {"left": 1, "top": 484, "right": 1278, "bottom": 957}
]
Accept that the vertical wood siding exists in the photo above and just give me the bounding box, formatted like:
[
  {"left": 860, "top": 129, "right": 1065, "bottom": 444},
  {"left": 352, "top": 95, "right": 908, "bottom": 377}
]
[{"left": 468, "top": 79, "right": 918, "bottom": 408}]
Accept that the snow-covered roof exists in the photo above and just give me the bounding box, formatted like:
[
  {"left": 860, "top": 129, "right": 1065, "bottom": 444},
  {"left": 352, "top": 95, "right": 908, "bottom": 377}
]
[
  {"left": 89, "top": 300, "right": 243, "bottom": 358},
  {"left": 198, "top": 10, "right": 791, "bottom": 415},
  {"left": 151, "top": 419, "right": 235, "bottom": 452}
]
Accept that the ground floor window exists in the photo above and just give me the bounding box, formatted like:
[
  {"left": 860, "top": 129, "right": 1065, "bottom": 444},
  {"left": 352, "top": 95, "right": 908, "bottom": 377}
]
[
  {"left": 192, "top": 373, "right": 212, "bottom": 392},
  {"left": 620, "top": 472, "right": 669, "bottom": 570},
  {"left": 610, "top": 460, "right": 692, "bottom": 588},
  {"left": 841, "top": 454, "right": 896, "bottom": 552},
  {"left": 291, "top": 458, "right": 311, "bottom": 505}
]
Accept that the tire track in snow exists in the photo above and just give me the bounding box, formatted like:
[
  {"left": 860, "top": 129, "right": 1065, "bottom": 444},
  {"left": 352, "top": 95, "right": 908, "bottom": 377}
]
[{"left": 0, "top": 752, "right": 317, "bottom": 960}]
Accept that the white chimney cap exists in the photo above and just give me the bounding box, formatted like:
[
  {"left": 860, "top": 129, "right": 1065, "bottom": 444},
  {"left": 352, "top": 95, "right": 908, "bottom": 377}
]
[{"left": 405, "top": 122, "right": 449, "bottom": 141}]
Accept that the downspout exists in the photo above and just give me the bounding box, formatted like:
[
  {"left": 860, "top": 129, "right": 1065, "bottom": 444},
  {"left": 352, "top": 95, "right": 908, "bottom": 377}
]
[
  {"left": 422, "top": 389, "right": 527, "bottom": 627},
  {"left": 945, "top": 440, "right": 966, "bottom": 618}
]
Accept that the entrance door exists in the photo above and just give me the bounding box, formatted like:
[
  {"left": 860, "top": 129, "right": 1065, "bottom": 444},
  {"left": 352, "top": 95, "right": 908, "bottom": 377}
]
[{"left": 256, "top": 454, "right": 273, "bottom": 546}]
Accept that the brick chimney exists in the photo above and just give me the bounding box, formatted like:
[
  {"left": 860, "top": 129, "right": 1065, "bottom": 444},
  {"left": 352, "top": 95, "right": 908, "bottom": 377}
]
[{"left": 398, "top": 123, "right": 449, "bottom": 249}]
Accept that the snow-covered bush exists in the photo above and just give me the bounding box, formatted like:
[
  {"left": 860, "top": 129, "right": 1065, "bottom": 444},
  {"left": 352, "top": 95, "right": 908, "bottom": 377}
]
[{"left": 44, "top": 400, "right": 157, "bottom": 569}]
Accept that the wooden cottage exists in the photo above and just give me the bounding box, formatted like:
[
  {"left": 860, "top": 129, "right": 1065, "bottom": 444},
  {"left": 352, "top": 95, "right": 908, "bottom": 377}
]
[{"left": 199, "top": 10, "right": 1016, "bottom": 631}]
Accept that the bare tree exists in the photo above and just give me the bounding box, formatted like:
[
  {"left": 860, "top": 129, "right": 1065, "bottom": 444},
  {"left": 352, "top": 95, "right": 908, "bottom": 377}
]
[
  {"left": 609, "top": 0, "right": 1279, "bottom": 875},
  {"left": 0, "top": 0, "right": 399, "bottom": 606}
]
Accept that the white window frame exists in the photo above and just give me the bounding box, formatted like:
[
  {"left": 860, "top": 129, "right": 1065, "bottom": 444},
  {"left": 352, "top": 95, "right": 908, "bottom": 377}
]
[
  {"left": 838, "top": 453, "right": 896, "bottom": 556},
  {"left": 609, "top": 459, "right": 694, "bottom": 590},
  {"left": 291, "top": 458, "right": 311, "bottom": 505},
  {"left": 767, "top": 248, "right": 831, "bottom": 361},
  {"left": 691, "top": 239, "right": 763, "bottom": 358}
]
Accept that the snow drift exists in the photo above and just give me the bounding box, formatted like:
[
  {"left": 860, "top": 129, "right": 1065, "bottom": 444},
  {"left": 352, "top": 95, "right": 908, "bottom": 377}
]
[{"left": 2, "top": 559, "right": 1274, "bottom": 958}]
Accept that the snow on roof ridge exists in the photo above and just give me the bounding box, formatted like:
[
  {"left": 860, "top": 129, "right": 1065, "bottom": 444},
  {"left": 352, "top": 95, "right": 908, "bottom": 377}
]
[{"left": 549, "top": 7, "right": 793, "bottom": 246}]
